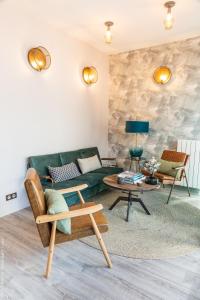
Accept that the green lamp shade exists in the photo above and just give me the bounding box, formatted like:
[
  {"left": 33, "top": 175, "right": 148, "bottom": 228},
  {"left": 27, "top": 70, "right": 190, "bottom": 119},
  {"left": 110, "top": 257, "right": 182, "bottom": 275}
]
[
  {"left": 125, "top": 121, "right": 149, "bottom": 133},
  {"left": 126, "top": 121, "right": 149, "bottom": 159}
]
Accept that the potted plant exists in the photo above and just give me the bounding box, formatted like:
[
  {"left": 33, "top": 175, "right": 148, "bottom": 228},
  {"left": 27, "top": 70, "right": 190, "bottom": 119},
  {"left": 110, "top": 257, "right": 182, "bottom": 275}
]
[{"left": 143, "top": 157, "right": 160, "bottom": 185}]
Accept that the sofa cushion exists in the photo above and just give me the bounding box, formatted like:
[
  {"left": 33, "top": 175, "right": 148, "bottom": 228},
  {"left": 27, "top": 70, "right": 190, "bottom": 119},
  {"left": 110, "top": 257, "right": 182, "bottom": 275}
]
[
  {"left": 158, "top": 159, "right": 183, "bottom": 180},
  {"left": 43, "top": 172, "right": 106, "bottom": 191},
  {"left": 78, "top": 155, "right": 101, "bottom": 174},
  {"left": 72, "top": 173, "right": 105, "bottom": 187},
  {"left": 48, "top": 162, "right": 81, "bottom": 183},
  {"left": 90, "top": 166, "right": 123, "bottom": 175},
  {"left": 60, "top": 150, "right": 81, "bottom": 166},
  {"left": 79, "top": 147, "right": 101, "bottom": 161},
  {"left": 28, "top": 153, "right": 61, "bottom": 176}
]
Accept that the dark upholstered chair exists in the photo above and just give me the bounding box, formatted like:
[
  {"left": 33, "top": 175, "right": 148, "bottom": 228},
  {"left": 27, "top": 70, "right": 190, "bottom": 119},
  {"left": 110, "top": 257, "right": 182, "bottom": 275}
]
[
  {"left": 142, "top": 150, "right": 190, "bottom": 204},
  {"left": 24, "top": 168, "right": 112, "bottom": 278}
]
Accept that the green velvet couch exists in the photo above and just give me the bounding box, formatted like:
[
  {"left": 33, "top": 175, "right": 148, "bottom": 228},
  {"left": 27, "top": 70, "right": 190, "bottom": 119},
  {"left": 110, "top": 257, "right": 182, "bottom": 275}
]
[{"left": 28, "top": 147, "right": 123, "bottom": 206}]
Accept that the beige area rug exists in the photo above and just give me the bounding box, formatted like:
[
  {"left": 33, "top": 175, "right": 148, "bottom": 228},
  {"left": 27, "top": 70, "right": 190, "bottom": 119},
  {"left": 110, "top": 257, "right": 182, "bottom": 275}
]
[{"left": 81, "top": 188, "right": 200, "bottom": 259}]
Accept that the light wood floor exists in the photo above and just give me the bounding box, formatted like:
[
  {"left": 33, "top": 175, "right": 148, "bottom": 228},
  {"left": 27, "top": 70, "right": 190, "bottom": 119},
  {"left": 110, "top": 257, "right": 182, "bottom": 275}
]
[{"left": 0, "top": 203, "right": 200, "bottom": 300}]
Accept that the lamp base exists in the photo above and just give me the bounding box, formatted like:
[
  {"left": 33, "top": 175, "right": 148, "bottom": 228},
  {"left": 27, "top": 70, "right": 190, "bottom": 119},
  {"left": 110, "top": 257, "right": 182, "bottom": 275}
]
[
  {"left": 145, "top": 176, "right": 159, "bottom": 185},
  {"left": 129, "top": 147, "right": 143, "bottom": 158}
]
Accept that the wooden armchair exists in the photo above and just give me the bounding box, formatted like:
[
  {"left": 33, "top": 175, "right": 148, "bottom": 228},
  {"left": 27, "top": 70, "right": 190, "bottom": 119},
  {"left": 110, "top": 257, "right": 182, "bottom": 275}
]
[
  {"left": 143, "top": 150, "right": 190, "bottom": 204},
  {"left": 24, "top": 168, "right": 112, "bottom": 278}
]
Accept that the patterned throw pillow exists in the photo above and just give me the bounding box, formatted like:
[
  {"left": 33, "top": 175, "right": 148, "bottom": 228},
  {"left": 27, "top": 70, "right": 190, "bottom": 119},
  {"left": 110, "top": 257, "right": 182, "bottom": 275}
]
[{"left": 48, "top": 162, "right": 81, "bottom": 183}]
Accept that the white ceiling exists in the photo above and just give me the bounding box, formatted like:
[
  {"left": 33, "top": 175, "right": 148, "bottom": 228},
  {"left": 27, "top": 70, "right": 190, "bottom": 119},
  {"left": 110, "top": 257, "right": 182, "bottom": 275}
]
[{"left": 4, "top": 0, "right": 200, "bottom": 54}]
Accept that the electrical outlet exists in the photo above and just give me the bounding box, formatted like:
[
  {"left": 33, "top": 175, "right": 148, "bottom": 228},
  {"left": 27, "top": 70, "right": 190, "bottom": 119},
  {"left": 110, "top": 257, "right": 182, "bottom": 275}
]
[
  {"left": 6, "top": 192, "right": 17, "bottom": 201},
  {"left": 11, "top": 192, "right": 17, "bottom": 199}
]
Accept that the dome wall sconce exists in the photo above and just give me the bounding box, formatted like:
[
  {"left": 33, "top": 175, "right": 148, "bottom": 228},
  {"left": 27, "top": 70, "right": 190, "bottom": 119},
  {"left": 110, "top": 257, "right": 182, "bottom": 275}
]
[
  {"left": 153, "top": 66, "right": 172, "bottom": 84},
  {"left": 82, "top": 66, "right": 98, "bottom": 85},
  {"left": 28, "top": 46, "right": 51, "bottom": 71}
]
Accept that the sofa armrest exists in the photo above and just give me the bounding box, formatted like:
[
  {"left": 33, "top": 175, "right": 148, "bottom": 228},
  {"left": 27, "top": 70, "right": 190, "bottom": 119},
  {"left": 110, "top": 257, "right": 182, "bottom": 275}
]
[
  {"left": 36, "top": 203, "right": 103, "bottom": 224},
  {"left": 101, "top": 157, "right": 117, "bottom": 167},
  {"left": 172, "top": 166, "right": 185, "bottom": 170}
]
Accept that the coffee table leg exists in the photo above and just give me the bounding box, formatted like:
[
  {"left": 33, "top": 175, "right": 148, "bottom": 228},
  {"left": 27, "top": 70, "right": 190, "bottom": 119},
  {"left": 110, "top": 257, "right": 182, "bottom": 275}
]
[
  {"left": 126, "top": 192, "right": 132, "bottom": 222},
  {"left": 109, "top": 197, "right": 121, "bottom": 210},
  {"left": 126, "top": 200, "right": 131, "bottom": 222},
  {"left": 138, "top": 198, "right": 151, "bottom": 215}
]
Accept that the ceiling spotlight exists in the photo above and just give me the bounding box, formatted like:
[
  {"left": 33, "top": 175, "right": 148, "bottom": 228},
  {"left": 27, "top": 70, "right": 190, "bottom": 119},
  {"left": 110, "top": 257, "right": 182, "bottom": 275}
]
[
  {"left": 104, "top": 21, "right": 114, "bottom": 44},
  {"left": 164, "top": 1, "right": 175, "bottom": 30}
]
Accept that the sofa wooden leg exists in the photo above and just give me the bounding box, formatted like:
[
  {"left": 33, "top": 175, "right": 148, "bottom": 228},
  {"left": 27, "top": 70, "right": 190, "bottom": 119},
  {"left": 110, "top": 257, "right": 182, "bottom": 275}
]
[
  {"left": 45, "top": 220, "right": 57, "bottom": 278},
  {"left": 90, "top": 214, "right": 112, "bottom": 268}
]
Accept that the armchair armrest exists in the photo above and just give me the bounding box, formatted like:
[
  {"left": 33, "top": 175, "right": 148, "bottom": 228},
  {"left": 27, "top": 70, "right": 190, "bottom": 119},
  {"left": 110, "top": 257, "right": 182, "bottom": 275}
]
[
  {"left": 40, "top": 175, "right": 53, "bottom": 183},
  {"left": 36, "top": 203, "right": 103, "bottom": 224},
  {"left": 58, "top": 184, "right": 88, "bottom": 195},
  {"left": 172, "top": 166, "right": 185, "bottom": 170}
]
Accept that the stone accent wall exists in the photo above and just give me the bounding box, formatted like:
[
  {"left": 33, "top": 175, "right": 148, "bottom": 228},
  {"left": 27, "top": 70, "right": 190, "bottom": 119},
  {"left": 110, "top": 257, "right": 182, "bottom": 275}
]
[{"left": 108, "top": 36, "right": 200, "bottom": 166}]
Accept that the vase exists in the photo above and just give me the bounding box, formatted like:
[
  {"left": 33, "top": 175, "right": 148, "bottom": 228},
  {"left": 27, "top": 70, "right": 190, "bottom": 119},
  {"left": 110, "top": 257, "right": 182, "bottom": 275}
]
[
  {"left": 129, "top": 147, "right": 143, "bottom": 158},
  {"left": 145, "top": 175, "right": 159, "bottom": 185}
]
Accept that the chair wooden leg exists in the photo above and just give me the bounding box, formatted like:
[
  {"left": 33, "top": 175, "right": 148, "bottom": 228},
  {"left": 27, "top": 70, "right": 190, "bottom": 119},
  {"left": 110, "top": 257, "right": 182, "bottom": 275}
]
[
  {"left": 167, "top": 178, "right": 176, "bottom": 204},
  {"left": 78, "top": 190, "right": 112, "bottom": 268},
  {"left": 78, "top": 190, "right": 85, "bottom": 204},
  {"left": 89, "top": 214, "right": 112, "bottom": 268},
  {"left": 45, "top": 220, "right": 57, "bottom": 278}
]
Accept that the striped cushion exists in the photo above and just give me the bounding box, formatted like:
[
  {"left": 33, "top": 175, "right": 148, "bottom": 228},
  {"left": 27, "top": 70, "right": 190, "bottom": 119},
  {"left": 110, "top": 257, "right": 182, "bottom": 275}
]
[{"left": 48, "top": 162, "right": 81, "bottom": 183}]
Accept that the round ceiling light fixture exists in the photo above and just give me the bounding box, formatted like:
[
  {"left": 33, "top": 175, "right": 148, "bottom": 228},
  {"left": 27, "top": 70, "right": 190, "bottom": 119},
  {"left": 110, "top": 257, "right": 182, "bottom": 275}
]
[
  {"left": 82, "top": 66, "right": 98, "bottom": 85},
  {"left": 104, "top": 21, "right": 114, "bottom": 44},
  {"left": 153, "top": 66, "right": 172, "bottom": 84},
  {"left": 164, "top": 1, "right": 176, "bottom": 30},
  {"left": 28, "top": 46, "right": 51, "bottom": 71}
]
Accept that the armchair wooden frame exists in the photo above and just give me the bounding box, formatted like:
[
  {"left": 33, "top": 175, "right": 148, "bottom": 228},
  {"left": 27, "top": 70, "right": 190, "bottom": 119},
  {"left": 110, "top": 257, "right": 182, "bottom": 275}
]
[
  {"left": 35, "top": 184, "right": 112, "bottom": 278},
  {"left": 166, "top": 165, "right": 190, "bottom": 204}
]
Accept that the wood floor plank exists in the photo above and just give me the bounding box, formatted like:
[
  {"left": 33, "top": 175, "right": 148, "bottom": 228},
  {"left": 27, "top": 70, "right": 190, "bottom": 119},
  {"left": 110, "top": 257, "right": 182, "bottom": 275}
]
[{"left": 0, "top": 207, "right": 200, "bottom": 300}]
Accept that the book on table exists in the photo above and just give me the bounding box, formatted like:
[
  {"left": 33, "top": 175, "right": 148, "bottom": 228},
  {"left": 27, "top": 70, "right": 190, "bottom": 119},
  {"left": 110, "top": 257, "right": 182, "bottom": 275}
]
[{"left": 117, "top": 171, "right": 145, "bottom": 184}]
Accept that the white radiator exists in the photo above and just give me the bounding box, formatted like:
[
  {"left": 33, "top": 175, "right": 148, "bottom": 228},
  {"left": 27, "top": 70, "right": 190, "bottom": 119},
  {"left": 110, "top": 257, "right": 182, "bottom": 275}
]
[{"left": 177, "top": 139, "right": 200, "bottom": 189}]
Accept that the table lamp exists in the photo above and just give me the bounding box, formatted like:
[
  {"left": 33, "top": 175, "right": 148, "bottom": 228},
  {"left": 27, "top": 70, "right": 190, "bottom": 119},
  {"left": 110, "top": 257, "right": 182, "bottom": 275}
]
[{"left": 125, "top": 120, "right": 149, "bottom": 158}]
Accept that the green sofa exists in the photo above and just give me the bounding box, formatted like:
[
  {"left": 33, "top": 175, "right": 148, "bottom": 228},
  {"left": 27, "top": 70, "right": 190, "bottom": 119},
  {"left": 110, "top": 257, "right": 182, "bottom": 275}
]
[{"left": 28, "top": 147, "right": 123, "bottom": 206}]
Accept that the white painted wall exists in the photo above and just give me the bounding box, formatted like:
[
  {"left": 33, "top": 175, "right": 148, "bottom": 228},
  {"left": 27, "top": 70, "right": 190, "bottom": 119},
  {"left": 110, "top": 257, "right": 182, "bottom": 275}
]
[{"left": 0, "top": 6, "right": 109, "bottom": 217}]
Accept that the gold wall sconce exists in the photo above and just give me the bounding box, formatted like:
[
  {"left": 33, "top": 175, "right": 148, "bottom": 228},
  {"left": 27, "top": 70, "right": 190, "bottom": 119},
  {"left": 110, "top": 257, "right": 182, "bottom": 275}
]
[
  {"left": 82, "top": 66, "right": 98, "bottom": 85},
  {"left": 153, "top": 66, "right": 172, "bottom": 84},
  {"left": 28, "top": 46, "right": 51, "bottom": 71}
]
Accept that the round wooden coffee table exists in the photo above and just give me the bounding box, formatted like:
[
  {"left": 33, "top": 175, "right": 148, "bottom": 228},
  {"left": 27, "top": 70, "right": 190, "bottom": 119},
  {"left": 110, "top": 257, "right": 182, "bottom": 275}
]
[{"left": 103, "top": 174, "right": 160, "bottom": 222}]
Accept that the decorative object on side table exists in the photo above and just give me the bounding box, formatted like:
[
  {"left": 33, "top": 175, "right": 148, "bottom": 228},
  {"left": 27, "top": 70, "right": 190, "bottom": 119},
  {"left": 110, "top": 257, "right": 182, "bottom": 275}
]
[
  {"left": 129, "top": 156, "right": 146, "bottom": 172},
  {"left": 143, "top": 157, "right": 160, "bottom": 185},
  {"left": 125, "top": 120, "right": 149, "bottom": 158}
]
